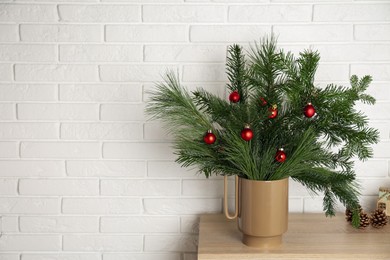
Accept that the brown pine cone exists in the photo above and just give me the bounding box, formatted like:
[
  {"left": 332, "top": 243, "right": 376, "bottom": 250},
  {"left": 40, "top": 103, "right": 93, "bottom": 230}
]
[
  {"left": 371, "top": 209, "right": 388, "bottom": 228},
  {"left": 345, "top": 205, "right": 363, "bottom": 222},
  {"left": 359, "top": 212, "right": 370, "bottom": 228}
]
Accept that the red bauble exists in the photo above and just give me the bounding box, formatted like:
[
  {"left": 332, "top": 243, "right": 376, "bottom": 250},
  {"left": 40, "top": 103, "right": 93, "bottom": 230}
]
[
  {"left": 241, "top": 126, "right": 253, "bottom": 141},
  {"left": 268, "top": 105, "right": 278, "bottom": 119},
  {"left": 229, "top": 91, "right": 240, "bottom": 103},
  {"left": 260, "top": 97, "right": 267, "bottom": 106},
  {"left": 204, "top": 130, "right": 216, "bottom": 145},
  {"left": 275, "top": 148, "right": 286, "bottom": 163},
  {"left": 304, "top": 103, "right": 316, "bottom": 118}
]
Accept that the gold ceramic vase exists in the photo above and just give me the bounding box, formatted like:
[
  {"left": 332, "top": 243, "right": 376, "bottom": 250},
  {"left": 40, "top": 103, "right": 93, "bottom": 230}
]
[{"left": 224, "top": 176, "right": 289, "bottom": 248}]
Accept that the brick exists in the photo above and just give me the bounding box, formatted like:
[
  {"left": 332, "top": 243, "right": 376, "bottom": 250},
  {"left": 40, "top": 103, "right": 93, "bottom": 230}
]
[
  {"left": 106, "top": 25, "right": 186, "bottom": 42},
  {"left": 368, "top": 121, "right": 389, "bottom": 140},
  {"left": 147, "top": 160, "right": 197, "bottom": 177},
  {"left": 313, "top": 44, "right": 390, "bottom": 62},
  {"left": 289, "top": 198, "right": 303, "bottom": 212},
  {"left": 0, "top": 104, "right": 14, "bottom": 120},
  {"left": 0, "top": 235, "right": 61, "bottom": 251},
  {"left": 365, "top": 83, "right": 390, "bottom": 101},
  {"left": 59, "top": 5, "right": 140, "bottom": 22},
  {"left": 103, "top": 254, "right": 181, "bottom": 260},
  {"left": 59, "top": 44, "right": 142, "bottom": 62},
  {"left": 0, "top": 255, "right": 19, "bottom": 260},
  {"left": 0, "top": 142, "right": 18, "bottom": 158},
  {"left": 66, "top": 160, "right": 145, "bottom": 177},
  {"left": 143, "top": 5, "right": 225, "bottom": 23},
  {"left": 15, "top": 64, "right": 98, "bottom": 82},
  {"left": 100, "top": 104, "right": 145, "bottom": 121},
  {"left": 372, "top": 141, "right": 390, "bottom": 158},
  {"left": 20, "top": 216, "right": 99, "bottom": 233},
  {"left": 143, "top": 122, "right": 172, "bottom": 141},
  {"left": 190, "top": 25, "right": 271, "bottom": 42},
  {"left": 144, "top": 234, "right": 197, "bottom": 252},
  {"left": 101, "top": 179, "right": 181, "bottom": 196},
  {"left": 351, "top": 64, "right": 390, "bottom": 81},
  {"left": 229, "top": 5, "right": 311, "bottom": 22},
  {"left": 0, "top": 123, "right": 59, "bottom": 139},
  {"left": 183, "top": 64, "right": 226, "bottom": 82},
  {"left": 0, "top": 44, "right": 56, "bottom": 62},
  {"left": 0, "top": 4, "right": 57, "bottom": 22},
  {"left": 355, "top": 24, "right": 390, "bottom": 41},
  {"left": 0, "top": 179, "right": 17, "bottom": 195},
  {"left": 63, "top": 235, "right": 142, "bottom": 252},
  {"left": 101, "top": 216, "right": 179, "bottom": 233},
  {"left": 100, "top": 65, "right": 176, "bottom": 82},
  {"left": 21, "top": 24, "right": 101, "bottom": 42},
  {"left": 21, "top": 142, "right": 101, "bottom": 159},
  {"left": 303, "top": 197, "right": 326, "bottom": 213},
  {"left": 315, "top": 64, "right": 349, "bottom": 82},
  {"left": 0, "top": 64, "right": 12, "bottom": 81},
  {"left": 0, "top": 198, "right": 59, "bottom": 214},
  {"left": 18, "top": 103, "right": 98, "bottom": 120},
  {"left": 0, "top": 160, "right": 65, "bottom": 177},
  {"left": 314, "top": 4, "right": 390, "bottom": 22},
  {"left": 0, "top": 216, "right": 19, "bottom": 232},
  {"left": 0, "top": 84, "right": 57, "bottom": 101},
  {"left": 62, "top": 198, "right": 141, "bottom": 214},
  {"left": 61, "top": 123, "right": 143, "bottom": 140},
  {"left": 19, "top": 179, "right": 99, "bottom": 196},
  {"left": 60, "top": 84, "right": 142, "bottom": 102},
  {"left": 180, "top": 216, "right": 199, "bottom": 233},
  {"left": 103, "top": 142, "right": 175, "bottom": 160},
  {"left": 0, "top": 25, "right": 18, "bottom": 42},
  {"left": 22, "top": 254, "right": 101, "bottom": 260},
  {"left": 144, "top": 45, "right": 226, "bottom": 62},
  {"left": 354, "top": 160, "right": 388, "bottom": 177},
  {"left": 183, "top": 179, "right": 233, "bottom": 197},
  {"left": 289, "top": 179, "right": 311, "bottom": 197},
  {"left": 143, "top": 198, "right": 221, "bottom": 214},
  {"left": 102, "top": 0, "right": 181, "bottom": 1},
  {"left": 359, "top": 178, "right": 390, "bottom": 196},
  {"left": 274, "top": 25, "right": 352, "bottom": 42}
]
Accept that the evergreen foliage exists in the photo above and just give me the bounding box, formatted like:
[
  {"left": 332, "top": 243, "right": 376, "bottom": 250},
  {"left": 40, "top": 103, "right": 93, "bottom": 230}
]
[{"left": 146, "top": 37, "right": 379, "bottom": 227}]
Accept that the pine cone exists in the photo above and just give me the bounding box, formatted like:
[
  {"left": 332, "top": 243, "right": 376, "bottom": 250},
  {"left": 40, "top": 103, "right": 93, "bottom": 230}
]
[
  {"left": 359, "top": 212, "right": 370, "bottom": 228},
  {"left": 371, "top": 209, "right": 388, "bottom": 228},
  {"left": 345, "top": 205, "right": 363, "bottom": 222}
]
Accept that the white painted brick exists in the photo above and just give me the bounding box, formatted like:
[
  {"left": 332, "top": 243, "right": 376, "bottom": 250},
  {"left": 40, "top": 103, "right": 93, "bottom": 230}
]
[
  {"left": 0, "top": 64, "right": 12, "bottom": 81},
  {"left": 0, "top": 254, "right": 18, "bottom": 260},
  {"left": 59, "top": 44, "right": 142, "bottom": 62},
  {"left": 62, "top": 198, "right": 141, "bottom": 214},
  {"left": 0, "top": 25, "right": 18, "bottom": 42},
  {"left": 0, "top": 160, "right": 65, "bottom": 177},
  {"left": 144, "top": 45, "right": 226, "bottom": 62},
  {"left": 0, "top": 84, "right": 57, "bottom": 101},
  {"left": 100, "top": 65, "right": 176, "bottom": 82},
  {"left": 18, "top": 103, "right": 98, "bottom": 121},
  {"left": 315, "top": 64, "right": 349, "bottom": 82},
  {"left": 180, "top": 216, "right": 199, "bottom": 233},
  {"left": 15, "top": 64, "right": 98, "bottom": 82},
  {"left": 61, "top": 123, "right": 143, "bottom": 140},
  {"left": 19, "top": 179, "right": 99, "bottom": 196},
  {"left": 0, "top": 198, "right": 59, "bottom": 214},
  {"left": 0, "top": 104, "right": 14, "bottom": 120},
  {"left": 359, "top": 178, "right": 390, "bottom": 196},
  {"left": 144, "top": 234, "right": 197, "bottom": 252},
  {"left": 103, "top": 254, "right": 181, "bottom": 260},
  {"left": 351, "top": 64, "right": 390, "bottom": 81},
  {"left": 0, "top": 123, "right": 58, "bottom": 139},
  {"left": 313, "top": 44, "right": 390, "bottom": 62},
  {"left": 274, "top": 25, "right": 352, "bottom": 42},
  {"left": 314, "top": 4, "right": 390, "bottom": 22},
  {"left": 101, "top": 179, "right": 181, "bottom": 196},
  {"left": 100, "top": 104, "right": 145, "bottom": 121},
  {"left": 360, "top": 195, "right": 380, "bottom": 212},
  {"left": 21, "top": 25, "right": 101, "bottom": 42},
  {"left": 59, "top": 5, "right": 140, "bottom": 22},
  {"left": 190, "top": 25, "right": 271, "bottom": 43},
  {"left": 143, "top": 5, "right": 225, "bottom": 23},
  {"left": 355, "top": 24, "right": 390, "bottom": 41},
  {"left": 102, "top": 0, "right": 181, "bottom": 1},
  {"left": 182, "top": 179, "right": 229, "bottom": 197},
  {"left": 0, "top": 4, "right": 57, "bottom": 22},
  {"left": 143, "top": 122, "right": 172, "bottom": 141},
  {"left": 303, "top": 197, "right": 325, "bottom": 213},
  {"left": 21, "top": 142, "right": 101, "bottom": 159},
  {"left": 0, "top": 216, "right": 19, "bottom": 232},
  {"left": 0, "top": 235, "right": 61, "bottom": 251},
  {"left": 289, "top": 179, "right": 311, "bottom": 197},
  {"left": 0, "top": 44, "right": 56, "bottom": 62},
  {"left": 372, "top": 141, "right": 390, "bottom": 158},
  {"left": 143, "top": 198, "right": 221, "bottom": 214},
  {"left": 354, "top": 160, "right": 388, "bottom": 178},
  {"left": 101, "top": 216, "right": 179, "bottom": 233},
  {"left": 63, "top": 235, "right": 143, "bottom": 251},
  {"left": 368, "top": 121, "right": 389, "bottom": 140},
  {"left": 106, "top": 25, "right": 186, "bottom": 42},
  {"left": 366, "top": 83, "right": 390, "bottom": 102},
  {"left": 183, "top": 64, "right": 226, "bottom": 82},
  {"left": 66, "top": 160, "right": 145, "bottom": 177},
  {"left": 0, "top": 179, "right": 17, "bottom": 195},
  {"left": 359, "top": 103, "right": 390, "bottom": 120},
  {"left": 229, "top": 5, "right": 311, "bottom": 22},
  {"left": 289, "top": 197, "right": 303, "bottom": 212},
  {"left": 21, "top": 254, "right": 101, "bottom": 260},
  {"left": 0, "top": 142, "right": 19, "bottom": 158},
  {"left": 147, "top": 160, "right": 197, "bottom": 178},
  {"left": 20, "top": 216, "right": 99, "bottom": 233},
  {"left": 103, "top": 142, "right": 175, "bottom": 160},
  {"left": 60, "top": 84, "right": 142, "bottom": 102}
]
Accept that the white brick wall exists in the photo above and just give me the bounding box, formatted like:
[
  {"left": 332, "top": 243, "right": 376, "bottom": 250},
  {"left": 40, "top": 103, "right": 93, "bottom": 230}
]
[{"left": 0, "top": 1, "right": 389, "bottom": 259}]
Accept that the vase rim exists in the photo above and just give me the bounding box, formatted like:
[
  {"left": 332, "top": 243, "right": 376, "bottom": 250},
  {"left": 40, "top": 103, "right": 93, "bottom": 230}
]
[{"left": 238, "top": 176, "right": 289, "bottom": 183}]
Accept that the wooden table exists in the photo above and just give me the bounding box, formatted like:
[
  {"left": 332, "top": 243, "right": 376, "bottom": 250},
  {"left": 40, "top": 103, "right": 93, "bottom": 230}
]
[{"left": 198, "top": 214, "right": 390, "bottom": 259}]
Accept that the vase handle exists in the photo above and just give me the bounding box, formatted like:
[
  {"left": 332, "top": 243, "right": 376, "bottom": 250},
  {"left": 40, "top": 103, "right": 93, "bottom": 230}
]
[{"left": 224, "top": 175, "right": 239, "bottom": 219}]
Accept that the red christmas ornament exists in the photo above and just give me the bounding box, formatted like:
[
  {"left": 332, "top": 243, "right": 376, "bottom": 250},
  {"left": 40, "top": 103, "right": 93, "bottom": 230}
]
[
  {"left": 204, "top": 130, "right": 216, "bottom": 145},
  {"left": 268, "top": 105, "right": 278, "bottom": 119},
  {"left": 275, "top": 148, "right": 286, "bottom": 163},
  {"left": 260, "top": 97, "right": 267, "bottom": 106},
  {"left": 304, "top": 103, "right": 316, "bottom": 118},
  {"left": 229, "top": 91, "right": 240, "bottom": 103},
  {"left": 241, "top": 125, "right": 253, "bottom": 141}
]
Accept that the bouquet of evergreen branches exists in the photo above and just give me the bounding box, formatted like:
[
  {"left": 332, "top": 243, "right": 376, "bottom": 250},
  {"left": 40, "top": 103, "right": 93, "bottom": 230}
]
[{"left": 146, "top": 37, "right": 379, "bottom": 226}]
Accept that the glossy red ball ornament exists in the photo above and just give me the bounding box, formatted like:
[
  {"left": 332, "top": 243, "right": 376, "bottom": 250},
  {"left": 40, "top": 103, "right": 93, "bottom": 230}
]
[
  {"left": 229, "top": 91, "right": 240, "bottom": 103},
  {"left": 204, "top": 130, "right": 216, "bottom": 145},
  {"left": 275, "top": 148, "right": 286, "bottom": 163},
  {"left": 304, "top": 103, "right": 316, "bottom": 118},
  {"left": 241, "top": 126, "right": 253, "bottom": 141},
  {"left": 260, "top": 97, "right": 267, "bottom": 106},
  {"left": 268, "top": 105, "right": 278, "bottom": 119}
]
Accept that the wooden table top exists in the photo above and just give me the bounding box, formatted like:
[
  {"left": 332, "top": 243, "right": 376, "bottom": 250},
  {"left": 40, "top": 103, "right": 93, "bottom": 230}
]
[{"left": 198, "top": 213, "right": 390, "bottom": 260}]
